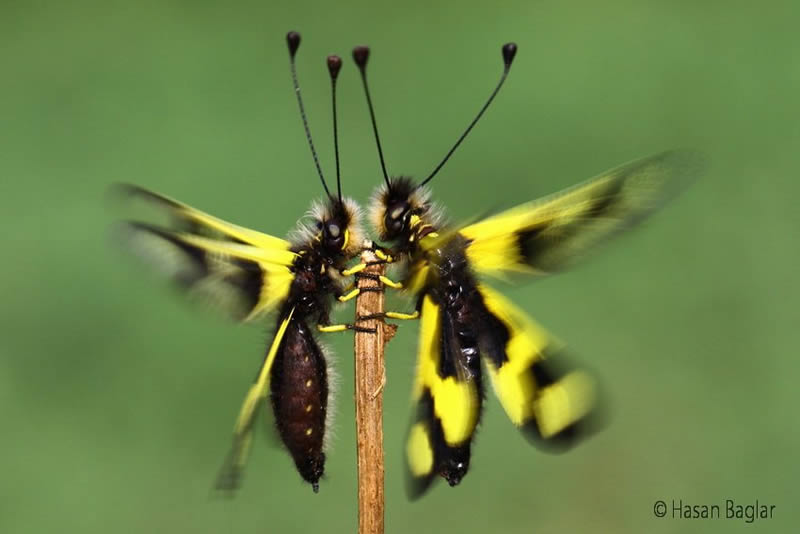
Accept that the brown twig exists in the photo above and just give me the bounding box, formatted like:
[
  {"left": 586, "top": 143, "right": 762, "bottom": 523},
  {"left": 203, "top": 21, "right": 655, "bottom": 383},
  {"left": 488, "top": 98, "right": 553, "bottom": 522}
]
[{"left": 353, "top": 247, "right": 397, "bottom": 534}]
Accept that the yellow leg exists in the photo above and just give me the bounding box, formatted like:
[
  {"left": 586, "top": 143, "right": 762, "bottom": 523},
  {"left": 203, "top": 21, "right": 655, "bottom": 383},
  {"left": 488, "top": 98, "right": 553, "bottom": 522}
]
[
  {"left": 341, "top": 263, "right": 367, "bottom": 276},
  {"left": 337, "top": 288, "right": 360, "bottom": 302},
  {"left": 378, "top": 275, "right": 403, "bottom": 289},
  {"left": 357, "top": 310, "right": 419, "bottom": 322},
  {"left": 374, "top": 248, "right": 394, "bottom": 263},
  {"left": 317, "top": 323, "right": 350, "bottom": 333},
  {"left": 318, "top": 323, "right": 377, "bottom": 334},
  {"left": 385, "top": 310, "right": 420, "bottom": 320}
]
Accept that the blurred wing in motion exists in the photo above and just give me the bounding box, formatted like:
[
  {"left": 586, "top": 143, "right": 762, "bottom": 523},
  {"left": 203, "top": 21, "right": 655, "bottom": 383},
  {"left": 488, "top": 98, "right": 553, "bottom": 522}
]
[
  {"left": 478, "top": 284, "right": 600, "bottom": 448},
  {"left": 114, "top": 185, "right": 297, "bottom": 321},
  {"left": 117, "top": 185, "right": 294, "bottom": 250},
  {"left": 214, "top": 309, "right": 295, "bottom": 492},
  {"left": 461, "top": 150, "right": 703, "bottom": 278}
]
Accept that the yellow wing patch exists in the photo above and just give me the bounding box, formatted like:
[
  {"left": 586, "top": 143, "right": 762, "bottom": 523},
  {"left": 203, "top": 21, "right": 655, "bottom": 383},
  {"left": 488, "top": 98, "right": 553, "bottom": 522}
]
[
  {"left": 479, "top": 284, "right": 597, "bottom": 445},
  {"left": 533, "top": 371, "right": 596, "bottom": 439},
  {"left": 406, "top": 422, "right": 435, "bottom": 478},
  {"left": 411, "top": 294, "right": 480, "bottom": 446},
  {"left": 461, "top": 150, "right": 703, "bottom": 278}
]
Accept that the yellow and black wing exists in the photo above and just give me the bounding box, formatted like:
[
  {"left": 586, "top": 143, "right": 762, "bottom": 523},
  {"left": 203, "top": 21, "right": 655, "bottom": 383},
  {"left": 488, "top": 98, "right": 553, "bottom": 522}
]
[
  {"left": 461, "top": 150, "right": 703, "bottom": 278},
  {"left": 215, "top": 309, "right": 295, "bottom": 491},
  {"left": 478, "top": 284, "right": 599, "bottom": 448},
  {"left": 116, "top": 185, "right": 297, "bottom": 321},
  {"left": 405, "top": 294, "right": 482, "bottom": 498}
]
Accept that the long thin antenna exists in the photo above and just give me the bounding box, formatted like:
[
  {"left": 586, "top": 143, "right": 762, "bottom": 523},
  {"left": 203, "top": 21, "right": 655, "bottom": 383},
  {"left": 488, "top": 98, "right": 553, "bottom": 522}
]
[
  {"left": 352, "top": 46, "right": 391, "bottom": 189},
  {"left": 418, "top": 43, "right": 518, "bottom": 188},
  {"left": 287, "top": 31, "right": 331, "bottom": 198},
  {"left": 327, "top": 55, "right": 343, "bottom": 203}
]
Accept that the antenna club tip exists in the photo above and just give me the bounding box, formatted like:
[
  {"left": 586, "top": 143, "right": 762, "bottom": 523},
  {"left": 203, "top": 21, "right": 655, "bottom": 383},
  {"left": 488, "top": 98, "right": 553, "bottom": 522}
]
[
  {"left": 287, "top": 31, "right": 301, "bottom": 57},
  {"left": 502, "top": 42, "right": 517, "bottom": 67},
  {"left": 327, "top": 55, "right": 342, "bottom": 79},
  {"left": 352, "top": 45, "right": 370, "bottom": 70}
]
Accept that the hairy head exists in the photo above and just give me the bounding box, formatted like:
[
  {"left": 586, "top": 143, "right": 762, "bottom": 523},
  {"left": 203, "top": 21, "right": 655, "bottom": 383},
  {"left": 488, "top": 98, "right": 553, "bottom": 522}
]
[{"left": 368, "top": 177, "right": 442, "bottom": 243}]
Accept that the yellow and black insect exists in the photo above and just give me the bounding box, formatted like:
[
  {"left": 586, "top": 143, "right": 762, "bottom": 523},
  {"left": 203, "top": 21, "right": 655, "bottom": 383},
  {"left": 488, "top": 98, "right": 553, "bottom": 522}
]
[
  {"left": 116, "top": 32, "right": 370, "bottom": 493},
  {"left": 351, "top": 43, "right": 702, "bottom": 497}
]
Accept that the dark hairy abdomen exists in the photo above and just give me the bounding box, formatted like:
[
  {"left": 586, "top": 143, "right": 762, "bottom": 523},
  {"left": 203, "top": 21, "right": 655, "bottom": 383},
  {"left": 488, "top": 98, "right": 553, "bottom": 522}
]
[{"left": 270, "top": 318, "right": 328, "bottom": 489}]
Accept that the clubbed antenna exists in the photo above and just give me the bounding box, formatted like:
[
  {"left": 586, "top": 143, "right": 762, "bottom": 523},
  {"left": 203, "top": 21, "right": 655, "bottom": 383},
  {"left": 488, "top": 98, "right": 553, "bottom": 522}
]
[
  {"left": 287, "top": 31, "right": 332, "bottom": 198},
  {"left": 352, "top": 45, "right": 391, "bottom": 189},
  {"left": 327, "top": 55, "right": 343, "bottom": 202},
  {"left": 418, "top": 42, "right": 518, "bottom": 188}
]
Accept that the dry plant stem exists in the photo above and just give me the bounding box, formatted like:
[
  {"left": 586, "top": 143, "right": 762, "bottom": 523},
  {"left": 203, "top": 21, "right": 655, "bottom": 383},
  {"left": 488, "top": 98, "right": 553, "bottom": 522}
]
[{"left": 354, "top": 248, "right": 396, "bottom": 534}]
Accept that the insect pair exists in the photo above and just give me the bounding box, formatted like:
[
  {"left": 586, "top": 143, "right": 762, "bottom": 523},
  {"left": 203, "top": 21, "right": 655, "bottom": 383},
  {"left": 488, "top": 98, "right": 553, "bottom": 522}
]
[{"left": 116, "top": 31, "right": 700, "bottom": 499}]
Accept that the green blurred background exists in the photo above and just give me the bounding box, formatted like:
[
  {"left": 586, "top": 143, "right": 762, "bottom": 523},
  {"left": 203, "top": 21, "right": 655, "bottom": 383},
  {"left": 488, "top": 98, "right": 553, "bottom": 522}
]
[{"left": 2, "top": 1, "right": 798, "bottom": 533}]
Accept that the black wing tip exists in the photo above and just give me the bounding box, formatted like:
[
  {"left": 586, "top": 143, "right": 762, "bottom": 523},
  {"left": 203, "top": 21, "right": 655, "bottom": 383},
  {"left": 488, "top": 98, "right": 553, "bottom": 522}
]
[
  {"left": 658, "top": 148, "right": 707, "bottom": 173},
  {"left": 211, "top": 485, "right": 240, "bottom": 500},
  {"left": 108, "top": 182, "right": 180, "bottom": 209},
  {"left": 106, "top": 182, "right": 140, "bottom": 205},
  {"left": 108, "top": 182, "right": 147, "bottom": 199},
  {"left": 212, "top": 468, "right": 243, "bottom": 497},
  {"left": 645, "top": 148, "right": 708, "bottom": 206},
  {"left": 405, "top": 466, "right": 469, "bottom": 500},
  {"left": 405, "top": 472, "right": 435, "bottom": 501},
  {"left": 633, "top": 149, "right": 707, "bottom": 189},
  {"left": 213, "top": 445, "right": 246, "bottom": 496}
]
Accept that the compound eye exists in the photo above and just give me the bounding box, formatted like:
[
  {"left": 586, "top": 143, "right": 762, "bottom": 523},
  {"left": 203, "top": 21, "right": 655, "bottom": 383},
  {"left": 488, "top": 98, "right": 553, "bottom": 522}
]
[
  {"left": 322, "top": 221, "right": 344, "bottom": 250},
  {"left": 390, "top": 205, "right": 405, "bottom": 220},
  {"left": 384, "top": 202, "right": 409, "bottom": 235},
  {"left": 326, "top": 222, "right": 340, "bottom": 239},
  {"left": 385, "top": 213, "right": 400, "bottom": 234}
]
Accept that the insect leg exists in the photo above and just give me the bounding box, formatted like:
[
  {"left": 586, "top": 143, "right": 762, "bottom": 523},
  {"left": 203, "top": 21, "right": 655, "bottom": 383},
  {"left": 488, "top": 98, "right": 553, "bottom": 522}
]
[
  {"left": 339, "top": 252, "right": 395, "bottom": 277},
  {"left": 378, "top": 275, "right": 403, "bottom": 288},
  {"left": 357, "top": 310, "right": 420, "bottom": 321},
  {"left": 370, "top": 243, "right": 397, "bottom": 264},
  {"left": 341, "top": 263, "right": 367, "bottom": 276},
  {"left": 354, "top": 271, "right": 404, "bottom": 289},
  {"left": 317, "top": 323, "right": 377, "bottom": 334},
  {"left": 337, "top": 285, "right": 384, "bottom": 303},
  {"left": 337, "top": 287, "right": 360, "bottom": 302}
]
